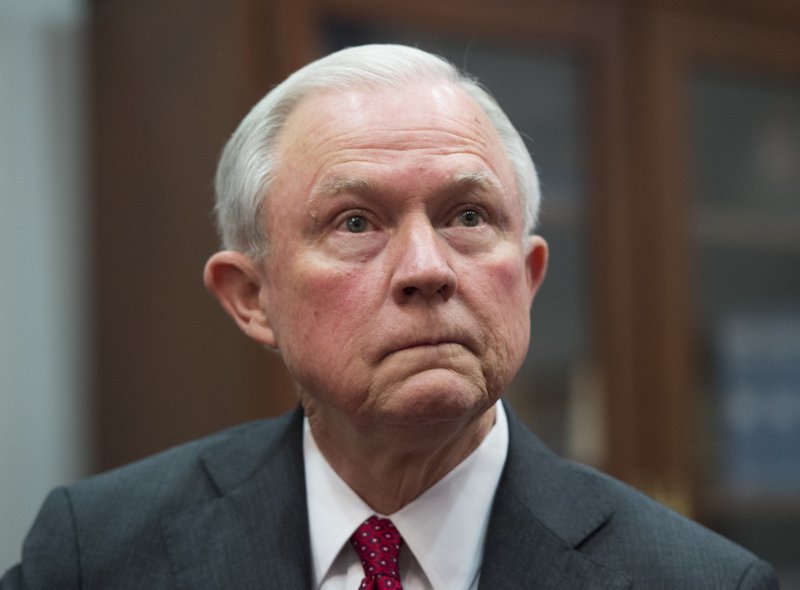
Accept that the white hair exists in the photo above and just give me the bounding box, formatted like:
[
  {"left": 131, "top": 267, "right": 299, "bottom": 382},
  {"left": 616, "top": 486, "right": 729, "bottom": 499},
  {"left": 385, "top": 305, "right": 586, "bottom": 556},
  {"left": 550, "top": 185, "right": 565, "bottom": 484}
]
[{"left": 214, "top": 44, "right": 541, "bottom": 258}]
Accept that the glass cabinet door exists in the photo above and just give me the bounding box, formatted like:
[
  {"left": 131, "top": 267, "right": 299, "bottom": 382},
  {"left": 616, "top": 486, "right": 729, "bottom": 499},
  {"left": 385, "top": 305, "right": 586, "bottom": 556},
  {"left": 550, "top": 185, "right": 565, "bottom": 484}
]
[{"left": 690, "top": 70, "right": 800, "bottom": 583}]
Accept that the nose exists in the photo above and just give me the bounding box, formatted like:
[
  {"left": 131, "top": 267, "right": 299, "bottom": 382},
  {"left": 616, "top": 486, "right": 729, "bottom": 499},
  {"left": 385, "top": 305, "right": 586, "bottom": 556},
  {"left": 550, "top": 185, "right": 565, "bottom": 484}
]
[{"left": 390, "top": 220, "right": 457, "bottom": 303}]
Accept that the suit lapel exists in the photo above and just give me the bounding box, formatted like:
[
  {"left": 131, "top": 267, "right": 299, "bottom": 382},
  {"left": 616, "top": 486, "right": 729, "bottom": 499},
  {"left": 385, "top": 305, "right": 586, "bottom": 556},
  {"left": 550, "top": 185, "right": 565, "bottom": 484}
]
[
  {"left": 479, "top": 405, "right": 631, "bottom": 589},
  {"left": 162, "top": 408, "right": 312, "bottom": 590},
  {"left": 157, "top": 403, "right": 632, "bottom": 589}
]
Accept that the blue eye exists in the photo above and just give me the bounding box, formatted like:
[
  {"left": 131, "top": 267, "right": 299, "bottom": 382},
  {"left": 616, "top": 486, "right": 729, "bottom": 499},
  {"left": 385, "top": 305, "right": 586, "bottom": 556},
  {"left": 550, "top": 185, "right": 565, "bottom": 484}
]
[
  {"left": 344, "top": 215, "right": 369, "bottom": 233},
  {"left": 457, "top": 209, "right": 482, "bottom": 227}
]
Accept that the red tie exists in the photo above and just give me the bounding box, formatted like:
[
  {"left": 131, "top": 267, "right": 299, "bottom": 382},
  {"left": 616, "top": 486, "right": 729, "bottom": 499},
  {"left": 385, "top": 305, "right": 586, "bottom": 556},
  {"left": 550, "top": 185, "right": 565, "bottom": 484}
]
[{"left": 350, "top": 516, "right": 404, "bottom": 590}]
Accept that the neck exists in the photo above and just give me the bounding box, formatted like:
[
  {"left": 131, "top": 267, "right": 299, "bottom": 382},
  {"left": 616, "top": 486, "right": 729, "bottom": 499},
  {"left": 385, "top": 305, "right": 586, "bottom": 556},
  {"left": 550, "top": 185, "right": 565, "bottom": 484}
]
[{"left": 306, "top": 404, "right": 496, "bottom": 515}]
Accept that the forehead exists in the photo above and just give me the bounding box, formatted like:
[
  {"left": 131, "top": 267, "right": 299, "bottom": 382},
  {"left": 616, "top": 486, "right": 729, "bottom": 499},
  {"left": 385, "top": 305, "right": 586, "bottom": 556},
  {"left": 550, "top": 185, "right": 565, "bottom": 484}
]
[{"left": 272, "top": 82, "right": 516, "bottom": 198}]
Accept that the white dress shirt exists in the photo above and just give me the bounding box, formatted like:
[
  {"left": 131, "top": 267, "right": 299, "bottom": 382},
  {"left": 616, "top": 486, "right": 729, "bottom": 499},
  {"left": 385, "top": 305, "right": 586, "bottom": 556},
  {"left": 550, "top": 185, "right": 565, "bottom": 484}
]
[{"left": 304, "top": 402, "right": 509, "bottom": 590}]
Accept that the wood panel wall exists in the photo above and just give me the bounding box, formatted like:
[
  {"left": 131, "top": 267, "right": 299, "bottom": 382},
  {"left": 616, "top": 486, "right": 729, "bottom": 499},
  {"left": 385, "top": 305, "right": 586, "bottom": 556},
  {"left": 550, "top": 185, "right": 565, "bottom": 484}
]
[{"left": 91, "top": 0, "right": 297, "bottom": 470}]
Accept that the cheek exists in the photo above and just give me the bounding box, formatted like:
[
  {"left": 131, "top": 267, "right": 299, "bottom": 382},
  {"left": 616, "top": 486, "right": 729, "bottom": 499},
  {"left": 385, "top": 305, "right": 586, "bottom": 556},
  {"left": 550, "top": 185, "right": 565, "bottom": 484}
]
[
  {"left": 475, "top": 256, "right": 532, "bottom": 368},
  {"left": 272, "top": 259, "right": 382, "bottom": 372},
  {"left": 483, "top": 247, "right": 532, "bottom": 313},
  {"left": 297, "top": 263, "right": 377, "bottom": 325}
]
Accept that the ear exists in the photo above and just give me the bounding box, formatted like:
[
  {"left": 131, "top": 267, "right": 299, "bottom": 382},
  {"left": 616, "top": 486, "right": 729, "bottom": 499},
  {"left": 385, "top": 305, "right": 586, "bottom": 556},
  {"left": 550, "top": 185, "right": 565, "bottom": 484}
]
[
  {"left": 203, "top": 251, "right": 277, "bottom": 348},
  {"left": 524, "top": 235, "right": 549, "bottom": 304}
]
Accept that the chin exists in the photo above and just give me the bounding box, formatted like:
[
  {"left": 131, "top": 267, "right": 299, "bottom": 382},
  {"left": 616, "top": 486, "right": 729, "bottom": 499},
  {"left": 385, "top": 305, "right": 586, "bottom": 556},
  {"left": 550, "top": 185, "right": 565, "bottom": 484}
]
[{"left": 373, "top": 369, "right": 495, "bottom": 425}]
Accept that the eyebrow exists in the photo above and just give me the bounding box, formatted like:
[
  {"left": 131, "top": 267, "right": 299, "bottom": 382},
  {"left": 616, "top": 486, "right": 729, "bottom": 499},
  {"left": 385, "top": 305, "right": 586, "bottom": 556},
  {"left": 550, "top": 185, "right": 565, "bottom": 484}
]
[
  {"left": 312, "top": 170, "right": 504, "bottom": 201},
  {"left": 311, "top": 176, "right": 378, "bottom": 201},
  {"left": 450, "top": 171, "right": 504, "bottom": 196}
]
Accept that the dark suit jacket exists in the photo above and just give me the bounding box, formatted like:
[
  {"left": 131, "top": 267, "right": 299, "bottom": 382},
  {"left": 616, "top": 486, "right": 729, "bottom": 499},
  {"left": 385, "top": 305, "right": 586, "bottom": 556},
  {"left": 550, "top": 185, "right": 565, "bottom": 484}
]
[{"left": 1, "top": 405, "right": 778, "bottom": 589}]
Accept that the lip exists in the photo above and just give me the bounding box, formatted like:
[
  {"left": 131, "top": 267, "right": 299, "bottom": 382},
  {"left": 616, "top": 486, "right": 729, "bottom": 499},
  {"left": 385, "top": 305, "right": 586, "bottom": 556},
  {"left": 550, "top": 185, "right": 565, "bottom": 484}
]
[{"left": 380, "top": 336, "right": 475, "bottom": 362}]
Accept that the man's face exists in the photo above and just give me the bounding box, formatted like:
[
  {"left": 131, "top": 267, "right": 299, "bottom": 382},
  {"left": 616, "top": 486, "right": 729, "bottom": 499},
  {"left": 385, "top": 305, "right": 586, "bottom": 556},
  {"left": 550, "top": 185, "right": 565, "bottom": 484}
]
[{"left": 258, "top": 82, "right": 546, "bottom": 430}]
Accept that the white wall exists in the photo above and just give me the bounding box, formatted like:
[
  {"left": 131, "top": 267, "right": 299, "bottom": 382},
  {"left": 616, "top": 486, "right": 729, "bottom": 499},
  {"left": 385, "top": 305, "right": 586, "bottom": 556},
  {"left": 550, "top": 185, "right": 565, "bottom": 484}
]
[{"left": 0, "top": 0, "right": 89, "bottom": 572}]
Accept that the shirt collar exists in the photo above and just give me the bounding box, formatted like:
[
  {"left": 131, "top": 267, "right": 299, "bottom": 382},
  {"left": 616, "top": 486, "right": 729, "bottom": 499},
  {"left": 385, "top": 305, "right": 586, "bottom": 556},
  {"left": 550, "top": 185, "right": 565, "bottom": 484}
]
[{"left": 305, "top": 402, "right": 509, "bottom": 590}]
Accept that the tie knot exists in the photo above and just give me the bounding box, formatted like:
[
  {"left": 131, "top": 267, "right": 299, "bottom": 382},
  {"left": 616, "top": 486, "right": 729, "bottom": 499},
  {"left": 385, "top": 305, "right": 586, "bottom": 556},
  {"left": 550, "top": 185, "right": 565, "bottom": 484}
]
[{"left": 350, "top": 516, "right": 404, "bottom": 589}]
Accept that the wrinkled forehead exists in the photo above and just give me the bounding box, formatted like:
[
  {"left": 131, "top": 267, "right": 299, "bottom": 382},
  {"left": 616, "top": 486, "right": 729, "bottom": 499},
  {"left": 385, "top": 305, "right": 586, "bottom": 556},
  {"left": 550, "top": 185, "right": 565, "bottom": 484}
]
[
  {"left": 273, "top": 81, "right": 516, "bottom": 193},
  {"left": 296, "top": 81, "right": 500, "bottom": 140}
]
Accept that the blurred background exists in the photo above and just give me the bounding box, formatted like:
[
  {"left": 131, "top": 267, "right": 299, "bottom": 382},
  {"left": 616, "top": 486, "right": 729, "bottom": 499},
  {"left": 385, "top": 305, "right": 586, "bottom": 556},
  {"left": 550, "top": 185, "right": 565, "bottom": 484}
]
[{"left": 1, "top": 0, "right": 798, "bottom": 584}]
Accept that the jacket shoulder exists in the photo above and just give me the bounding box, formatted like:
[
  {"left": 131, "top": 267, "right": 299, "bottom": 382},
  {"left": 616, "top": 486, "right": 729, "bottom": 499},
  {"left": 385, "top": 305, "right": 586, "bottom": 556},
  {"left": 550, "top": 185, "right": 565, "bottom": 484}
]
[
  {"left": 5, "top": 410, "right": 303, "bottom": 589},
  {"left": 565, "top": 461, "right": 778, "bottom": 589},
  {"left": 501, "top": 408, "right": 778, "bottom": 588},
  {"left": 70, "top": 412, "right": 295, "bottom": 509}
]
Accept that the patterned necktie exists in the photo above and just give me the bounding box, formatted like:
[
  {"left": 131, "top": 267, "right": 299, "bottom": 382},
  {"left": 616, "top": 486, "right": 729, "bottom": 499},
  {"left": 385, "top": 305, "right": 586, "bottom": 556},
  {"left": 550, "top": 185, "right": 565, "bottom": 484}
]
[{"left": 350, "top": 515, "right": 404, "bottom": 590}]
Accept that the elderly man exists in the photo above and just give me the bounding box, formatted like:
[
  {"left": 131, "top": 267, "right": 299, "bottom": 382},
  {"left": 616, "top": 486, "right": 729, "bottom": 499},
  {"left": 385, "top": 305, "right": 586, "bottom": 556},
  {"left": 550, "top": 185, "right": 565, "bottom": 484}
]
[{"left": 2, "top": 45, "right": 777, "bottom": 589}]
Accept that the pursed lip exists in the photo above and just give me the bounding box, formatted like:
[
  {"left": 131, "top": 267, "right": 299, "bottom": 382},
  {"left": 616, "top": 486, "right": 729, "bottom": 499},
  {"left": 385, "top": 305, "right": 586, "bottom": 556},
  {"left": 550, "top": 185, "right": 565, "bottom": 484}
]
[{"left": 379, "top": 335, "right": 476, "bottom": 362}]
